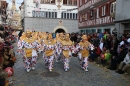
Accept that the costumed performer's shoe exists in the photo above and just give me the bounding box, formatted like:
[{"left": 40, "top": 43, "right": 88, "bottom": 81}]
[
  {"left": 32, "top": 67, "right": 35, "bottom": 70},
  {"left": 65, "top": 68, "right": 68, "bottom": 72},
  {"left": 56, "top": 60, "right": 59, "bottom": 62},
  {"left": 49, "top": 69, "right": 52, "bottom": 72},
  {"left": 26, "top": 68, "right": 30, "bottom": 72},
  {"left": 85, "top": 69, "right": 88, "bottom": 72}
]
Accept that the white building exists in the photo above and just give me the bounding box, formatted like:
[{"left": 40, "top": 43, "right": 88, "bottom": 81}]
[
  {"left": 23, "top": 0, "right": 79, "bottom": 33},
  {"left": 0, "top": 1, "right": 1, "bottom": 24},
  {"left": 0, "top": 0, "right": 8, "bottom": 25},
  {"left": 6, "top": 4, "right": 13, "bottom": 25},
  {"left": 115, "top": 0, "right": 130, "bottom": 34}
]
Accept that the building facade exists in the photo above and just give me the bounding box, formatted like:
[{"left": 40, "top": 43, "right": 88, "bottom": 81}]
[
  {"left": 115, "top": 0, "right": 130, "bottom": 34},
  {"left": 0, "top": 0, "right": 8, "bottom": 25},
  {"left": 0, "top": 1, "right": 1, "bottom": 24},
  {"left": 19, "top": 2, "right": 25, "bottom": 28},
  {"left": 78, "top": 0, "right": 116, "bottom": 34},
  {"left": 23, "top": 0, "right": 79, "bottom": 33}
]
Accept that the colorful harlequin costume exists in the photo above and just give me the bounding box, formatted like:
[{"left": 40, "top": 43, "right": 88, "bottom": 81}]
[
  {"left": 61, "top": 34, "right": 73, "bottom": 71},
  {"left": 42, "top": 34, "right": 56, "bottom": 72},
  {"left": 76, "top": 35, "right": 94, "bottom": 71},
  {"left": 55, "top": 33, "right": 63, "bottom": 62},
  {"left": 17, "top": 30, "right": 39, "bottom": 72}
]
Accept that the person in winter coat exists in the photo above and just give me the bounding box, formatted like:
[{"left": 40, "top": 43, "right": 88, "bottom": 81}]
[
  {"left": 108, "top": 45, "right": 128, "bottom": 70},
  {"left": 115, "top": 49, "right": 130, "bottom": 74}
]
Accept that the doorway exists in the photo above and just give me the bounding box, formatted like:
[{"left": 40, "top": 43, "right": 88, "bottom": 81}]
[{"left": 55, "top": 28, "right": 65, "bottom": 33}]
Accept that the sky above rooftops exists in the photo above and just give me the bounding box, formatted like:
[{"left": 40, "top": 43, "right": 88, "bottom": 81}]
[{"left": 6, "top": 0, "right": 23, "bottom": 9}]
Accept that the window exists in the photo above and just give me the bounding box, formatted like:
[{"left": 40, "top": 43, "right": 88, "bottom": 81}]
[
  {"left": 80, "top": 0, "right": 82, "bottom": 6},
  {"left": 90, "top": 10, "right": 94, "bottom": 19},
  {"left": 48, "top": 12, "right": 51, "bottom": 18},
  {"left": 52, "top": 12, "right": 54, "bottom": 18},
  {"left": 85, "top": 13, "right": 87, "bottom": 20},
  {"left": 67, "top": 13, "right": 69, "bottom": 19},
  {"left": 55, "top": 12, "right": 57, "bottom": 18},
  {"left": 68, "top": 0, "right": 72, "bottom": 5},
  {"left": 41, "top": 0, "right": 50, "bottom": 4},
  {"left": 47, "top": 12, "right": 49, "bottom": 18},
  {"left": 35, "top": 11, "right": 38, "bottom": 17},
  {"left": 73, "top": 13, "right": 75, "bottom": 19},
  {"left": 96, "top": 8, "right": 99, "bottom": 18},
  {"left": 39, "top": 11, "right": 41, "bottom": 17},
  {"left": 74, "top": 0, "right": 77, "bottom": 5},
  {"left": 82, "top": 14, "right": 85, "bottom": 21},
  {"left": 37, "top": 11, "right": 40, "bottom": 17},
  {"left": 64, "top": 13, "right": 66, "bottom": 18},
  {"left": 76, "top": 13, "right": 77, "bottom": 19},
  {"left": 63, "top": 0, "right": 67, "bottom": 5},
  {"left": 61, "top": 12, "right": 63, "bottom": 18},
  {"left": 41, "top": 0, "right": 55, "bottom": 4},
  {"left": 44, "top": 12, "right": 47, "bottom": 18},
  {"left": 41, "top": 11, "right": 44, "bottom": 17},
  {"left": 110, "top": 2, "right": 116, "bottom": 13},
  {"left": 51, "top": 0, "right": 55, "bottom": 3},
  {"left": 70, "top": 13, "right": 72, "bottom": 19},
  {"left": 102, "top": 6, "right": 106, "bottom": 16}
]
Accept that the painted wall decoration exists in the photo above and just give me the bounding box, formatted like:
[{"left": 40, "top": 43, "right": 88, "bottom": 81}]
[{"left": 34, "top": 0, "right": 41, "bottom": 11}]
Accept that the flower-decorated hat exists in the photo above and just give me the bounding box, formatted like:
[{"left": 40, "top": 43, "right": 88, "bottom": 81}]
[
  {"left": 81, "top": 35, "right": 87, "bottom": 40},
  {"left": 65, "top": 33, "right": 70, "bottom": 39},
  {"left": 48, "top": 33, "right": 53, "bottom": 40},
  {"left": 25, "top": 30, "right": 32, "bottom": 34}
]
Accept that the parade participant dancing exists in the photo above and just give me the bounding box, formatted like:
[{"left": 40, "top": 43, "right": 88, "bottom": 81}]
[
  {"left": 43, "top": 33, "right": 56, "bottom": 72},
  {"left": 17, "top": 30, "right": 39, "bottom": 72},
  {"left": 55, "top": 33, "right": 63, "bottom": 62},
  {"left": 61, "top": 34, "right": 73, "bottom": 71},
  {"left": 76, "top": 35, "right": 94, "bottom": 71}
]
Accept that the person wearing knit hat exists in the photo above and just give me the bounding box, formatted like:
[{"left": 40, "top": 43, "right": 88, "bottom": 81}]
[
  {"left": 61, "top": 33, "right": 73, "bottom": 71},
  {"left": 17, "top": 30, "right": 39, "bottom": 72},
  {"left": 115, "top": 49, "right": 130, "bottom": 74},
  {"left": 43, "top": 33, "right": 56, "bottom": 72},
  {"left": 76, "top": 35, "right": 94, "bottom": 72}
]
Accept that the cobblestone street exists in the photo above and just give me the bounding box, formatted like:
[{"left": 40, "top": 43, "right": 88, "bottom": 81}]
[{"left": 11, "top": 43, "right": 130, "bottom": 86}]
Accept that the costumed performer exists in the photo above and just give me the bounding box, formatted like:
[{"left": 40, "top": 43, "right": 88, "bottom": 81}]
[
  {"left": 76, "top": 35, "right": 94, "bottom": 71},
  {"left": 43, "top": 33, "right": 56, "bottom": 72},
  {"left": 61, "top": 34, "right": 73, "bottom": 71},
  {"left": 17, "top": 30, "right": 39, "bottom": 72}
]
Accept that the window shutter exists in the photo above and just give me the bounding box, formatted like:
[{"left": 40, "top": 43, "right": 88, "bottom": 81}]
[
  {"left": 87, "top": 11, "right": 90, "bottom": 20},
  {"left": 106, "top": 4, "right": 108, "bottom": 15},
  {"left": 99, "top": 7, "right": 102, "bottom": 18}
]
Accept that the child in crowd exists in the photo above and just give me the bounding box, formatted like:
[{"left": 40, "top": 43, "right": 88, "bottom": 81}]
[
  {"left": 98, "top": 50, "right": 111, "bottom": 66},
  {"left": 101, "top": 50, "right": 111, "bottom": 65}
]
